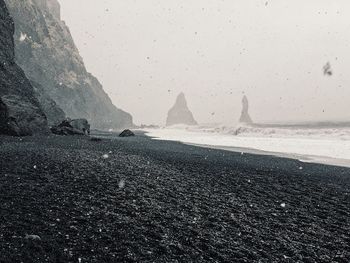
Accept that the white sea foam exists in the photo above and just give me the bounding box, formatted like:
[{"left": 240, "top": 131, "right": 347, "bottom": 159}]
[{"left": 144, "top": 123, "right": 350, "bottom": 168}]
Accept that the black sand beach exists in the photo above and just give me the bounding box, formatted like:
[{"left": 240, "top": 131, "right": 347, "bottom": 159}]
[{"left": 0, "top": 132, "right": 349, "bottom": 262}]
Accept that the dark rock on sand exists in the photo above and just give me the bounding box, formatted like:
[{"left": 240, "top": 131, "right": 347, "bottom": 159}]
[
  {"left": 5, "top": 0, "right": 133, "bottom": 129},
  {"left": 90, "top": 137, "right": 102, "bottom": 142},
  {"left": 119, "top": 129, "right": 135, "bottom": 137},
  {"left": 51, "top": 118, "right": 90, "bottom": 136},
  {"left": 0, "top": 0, "right": 48, "bottom": 136},
  {"left": 239, "top": 95, "right": 253, "bottom": 124},
  {"left": 166, "top": 92, "right": 198, "bottom": 126}
]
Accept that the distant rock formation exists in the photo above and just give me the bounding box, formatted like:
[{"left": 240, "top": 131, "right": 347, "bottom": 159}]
[
  {"left": 5, "top": 0, "right": 133, "bottom": 129},
  {"left": 0, "top": 0, "right": 48, "bottom": 136},
  {"left": 239, "top": 95, "right": 253, "bottom": 124},
  {"left": 166, "top": 93, "right": 198, "bottom": 126}
]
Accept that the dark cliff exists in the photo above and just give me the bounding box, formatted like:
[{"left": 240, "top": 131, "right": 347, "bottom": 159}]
[
  {"left": 0, "top": 0, "right": 48, "bottom": 135},
  {"left": 5, "top": 0, "right": 133, "bottom": 129}
]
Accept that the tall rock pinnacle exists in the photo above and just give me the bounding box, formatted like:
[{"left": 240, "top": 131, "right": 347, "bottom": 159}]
[
  {"left": 166, "top": 93, "right": 198, "bottom": 126},
  {"left": 239, "top": 95, "right": 253, "bottom": 124}
]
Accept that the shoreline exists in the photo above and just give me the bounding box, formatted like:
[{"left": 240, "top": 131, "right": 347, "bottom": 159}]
[
  {"left": 143, "top": 128, "right": 350, "bottom": 168},
  {"left": 187, "top": 143, "right": 350, "bottom": 168}
]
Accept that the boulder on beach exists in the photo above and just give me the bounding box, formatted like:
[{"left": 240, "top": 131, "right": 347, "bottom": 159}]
[
  {"left": 119, "top": 129, "right": 135, "bottom": 137},
  {"left": 166, "top": 93, "right": 198, "bottom": 126},
  {"left": 239, "top": 95, "right": 253, "bottom": 124},
  {"left": 90, "top": 137, "right": 102, "bottom": 142},
  {"left": 51, "top": 118, "right": 90, "bottom": 136}
]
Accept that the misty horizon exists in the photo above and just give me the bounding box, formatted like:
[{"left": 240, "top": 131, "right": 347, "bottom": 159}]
[{"left": 59, "top": 0, "right": 350, "bottom": 126}]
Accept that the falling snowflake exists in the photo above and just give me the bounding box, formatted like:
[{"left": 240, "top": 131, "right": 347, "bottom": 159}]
[
  {"left": 19, "top": 32, "right": 27, "bottom": 42},
  {"left": 102, "top": 154, "right": 109, "bottom": 159},
  {"left": 25, "top": 234, "right": 41, "bottom": 240},
  {"left": 280, "top": 203, "right": 286, "bottom": 208},
  {"left": 33, "top": 165, "right": 37, "bottom": 169},
  {"left": 118, "top": 179, "right": 125, "bottom": 189}
]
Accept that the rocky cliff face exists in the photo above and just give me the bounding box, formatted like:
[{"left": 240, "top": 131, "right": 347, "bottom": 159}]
[
  {"left": 0, "top": 0, "right": 48, "bottom": 135},
  {"left": 5, "top": 0, "right": 133, "bottom": 128},
  {"left": 239, "top": 95, "right": 253, "bottom": 124},
  {"left": 166, "top": 93, "right": 197, "bottom": 126}
]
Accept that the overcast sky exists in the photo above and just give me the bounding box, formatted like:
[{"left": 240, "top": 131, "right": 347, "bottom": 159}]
[{"left": 59, "top": 0, "right": 350, "bottom": 125}]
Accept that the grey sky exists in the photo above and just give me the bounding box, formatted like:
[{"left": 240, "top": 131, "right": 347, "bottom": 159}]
[{"left": 59, "top": 0, "right": 350, "bottom": 125}]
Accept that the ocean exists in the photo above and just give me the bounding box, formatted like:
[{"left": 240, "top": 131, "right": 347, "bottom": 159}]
[{"left": 144, "top": 122, "right": 350, "bottom": 168}]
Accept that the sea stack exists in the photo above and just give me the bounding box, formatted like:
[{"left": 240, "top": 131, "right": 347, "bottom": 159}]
[
  {"left": 166, "top": 93, "right": 198, "bottom": 126},
  {"left": 239, "top": 95, "right": 253, "bottom": 124}
]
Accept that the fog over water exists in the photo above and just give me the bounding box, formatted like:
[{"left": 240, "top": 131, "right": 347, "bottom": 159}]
[{"left": 59, "top": 0, "right": 350, "bottom": 126}]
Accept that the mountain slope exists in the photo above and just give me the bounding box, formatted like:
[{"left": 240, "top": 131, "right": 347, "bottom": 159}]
[
  {"left": 0, "top": 0, "right": 48, "bottom": 135},
  {"left": 5, "top": 0, "right": 133, "bottom": 129}
]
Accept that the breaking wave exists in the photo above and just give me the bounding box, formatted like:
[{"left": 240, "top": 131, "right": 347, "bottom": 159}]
[{"left": 168, "top": 122, "right": 350, "bottom": 141}]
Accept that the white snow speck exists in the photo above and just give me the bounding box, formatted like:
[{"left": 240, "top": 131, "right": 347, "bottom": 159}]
[
  {"left": 102, "top": 154, "right": 109, "bottom": 159},
  {"left": 280, "top": 203, "right": 286, "bottom": 208},
  {"left": 19, "top": 32, "right": 27, "bottom": 42},
  {"left": 118, "top": 179, "right": 125, "bottom": 189},
  {"left": 299, "top": 166, "right": 303, "bottom": 170},
  {"left": 25, "top": 234, "right": 41, "bottom": 241},
  {"left": 33, "top": 165, "right": 37, "bottom": 169}
]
